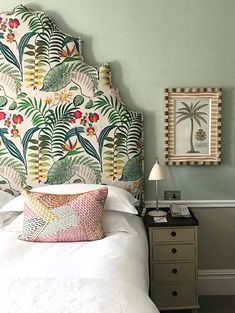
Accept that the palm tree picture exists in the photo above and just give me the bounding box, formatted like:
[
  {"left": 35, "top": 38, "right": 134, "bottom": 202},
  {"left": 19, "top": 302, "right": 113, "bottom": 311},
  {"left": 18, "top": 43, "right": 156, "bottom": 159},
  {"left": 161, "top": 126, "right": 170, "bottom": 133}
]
[{"left": 176, "top": 100, "right": 208, "bottom": 153}]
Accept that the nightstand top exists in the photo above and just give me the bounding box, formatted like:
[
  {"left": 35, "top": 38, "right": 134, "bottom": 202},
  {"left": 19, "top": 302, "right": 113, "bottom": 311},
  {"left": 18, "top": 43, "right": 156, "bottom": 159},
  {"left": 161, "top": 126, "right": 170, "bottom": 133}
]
[{"left": 143, "top": 208, "right": 199, "bottom": 227}]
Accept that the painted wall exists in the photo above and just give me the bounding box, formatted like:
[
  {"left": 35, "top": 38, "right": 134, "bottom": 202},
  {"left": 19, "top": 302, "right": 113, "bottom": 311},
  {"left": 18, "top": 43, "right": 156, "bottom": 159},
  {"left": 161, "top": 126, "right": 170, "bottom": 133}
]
[
  {"left": 1, "top": 0, "right": 234, "bottom": 201},
  {"left": 1, "top": 0, "right": 235, "bottom": 269},
  {"left": 193, "top": 207, "right": 235, "bottom": 269}
]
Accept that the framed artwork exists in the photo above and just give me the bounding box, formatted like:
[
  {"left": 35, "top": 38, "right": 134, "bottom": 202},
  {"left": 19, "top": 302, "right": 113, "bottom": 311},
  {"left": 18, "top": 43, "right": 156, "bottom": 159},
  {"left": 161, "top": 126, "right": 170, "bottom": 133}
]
[{"left": 164, "top": 87, "right": 222, "bottom": 165}]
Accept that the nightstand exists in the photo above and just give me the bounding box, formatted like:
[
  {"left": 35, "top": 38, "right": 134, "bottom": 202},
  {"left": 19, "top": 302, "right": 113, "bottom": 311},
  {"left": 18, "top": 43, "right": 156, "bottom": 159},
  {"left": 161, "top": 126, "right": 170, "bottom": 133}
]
[{"left": 144, "top": 208, "right": 199, "bottom": 312}]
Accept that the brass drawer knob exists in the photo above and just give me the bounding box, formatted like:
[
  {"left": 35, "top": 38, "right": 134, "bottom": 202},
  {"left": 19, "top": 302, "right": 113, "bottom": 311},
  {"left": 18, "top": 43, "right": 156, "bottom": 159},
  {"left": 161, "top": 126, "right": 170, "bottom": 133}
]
[
  {"left": 171, "top": 231, "right": 176, "bottom": 237},
  {"left": 171, "top": 248, "right": 177, "bottom": 254},
  {"left": 172, "top": 290, "right": 178, "bottom": 297},
  {"left": 172, "top": 268, "right": 178, "bottom": 274}
]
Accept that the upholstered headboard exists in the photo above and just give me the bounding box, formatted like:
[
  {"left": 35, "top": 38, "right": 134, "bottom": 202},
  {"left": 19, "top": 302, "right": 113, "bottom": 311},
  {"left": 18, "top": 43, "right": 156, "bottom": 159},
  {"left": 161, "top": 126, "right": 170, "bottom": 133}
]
[{"left": 0, "top": 5, "right": 144, "bottom": 211}]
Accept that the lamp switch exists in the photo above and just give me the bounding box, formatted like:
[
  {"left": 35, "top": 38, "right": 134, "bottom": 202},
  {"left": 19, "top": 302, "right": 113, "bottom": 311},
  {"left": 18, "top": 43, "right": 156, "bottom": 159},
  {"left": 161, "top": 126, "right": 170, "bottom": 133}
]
[{"left": 164, "top": 190, "right": 181, "bottom": 200}]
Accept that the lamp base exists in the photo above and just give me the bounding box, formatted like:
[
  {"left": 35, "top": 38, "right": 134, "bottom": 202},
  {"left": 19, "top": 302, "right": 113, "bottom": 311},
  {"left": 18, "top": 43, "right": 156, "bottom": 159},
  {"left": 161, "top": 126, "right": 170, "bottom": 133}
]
[{"left": 148, "top": 209, "right": 167, "bottom": 217}]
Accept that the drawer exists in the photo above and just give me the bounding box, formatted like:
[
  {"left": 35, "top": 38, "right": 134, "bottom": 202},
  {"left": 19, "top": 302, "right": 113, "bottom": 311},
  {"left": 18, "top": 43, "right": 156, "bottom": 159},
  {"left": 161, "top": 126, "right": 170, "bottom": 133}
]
[
  {"left": 153, "top": 262, "right": 196, "bottom": 283},
  {"left": 154, "top": 284, "right": 197, "bottom": 308},
  {"left": 152, "top": 228, "right": 195, "bottom": 243},
  {"left": 153, "top": 244, "right": 195, "bottom": 262}
]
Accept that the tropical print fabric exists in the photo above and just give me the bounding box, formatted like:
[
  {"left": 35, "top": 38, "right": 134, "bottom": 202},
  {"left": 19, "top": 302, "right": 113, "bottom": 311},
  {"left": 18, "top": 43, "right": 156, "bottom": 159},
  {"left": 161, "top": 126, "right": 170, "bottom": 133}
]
[
  {"left": 0, "top": 5, "right": 143, "bottom": 212},
  {"left": 19, "top": 187, "right": 108, "bottom": 242}
]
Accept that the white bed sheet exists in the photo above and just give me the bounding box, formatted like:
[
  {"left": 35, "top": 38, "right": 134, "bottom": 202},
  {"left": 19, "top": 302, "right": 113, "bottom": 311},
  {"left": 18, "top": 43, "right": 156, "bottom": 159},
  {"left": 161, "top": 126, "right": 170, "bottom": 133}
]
[
  {"left": 0, "top": 211, "right": 148, "bottom": 291},
  {"left": 0, "top": 206, "right": 159, "bottom": 313}
]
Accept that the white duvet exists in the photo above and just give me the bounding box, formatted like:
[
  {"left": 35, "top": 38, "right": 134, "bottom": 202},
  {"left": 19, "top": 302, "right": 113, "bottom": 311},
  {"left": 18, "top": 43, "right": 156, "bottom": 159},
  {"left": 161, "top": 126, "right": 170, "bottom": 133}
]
[
  {"left": 0, "top": 208, "right": 159, "bottom": 313},
  {"left": 0, "top": 278, "right": 158, "bottom": 313}
]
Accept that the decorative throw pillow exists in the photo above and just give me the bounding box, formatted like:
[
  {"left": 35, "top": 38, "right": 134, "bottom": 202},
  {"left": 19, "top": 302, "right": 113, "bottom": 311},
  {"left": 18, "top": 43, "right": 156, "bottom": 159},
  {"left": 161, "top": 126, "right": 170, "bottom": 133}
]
[{"left": 19, "top": 187, "right": 108, "bottom": 242}]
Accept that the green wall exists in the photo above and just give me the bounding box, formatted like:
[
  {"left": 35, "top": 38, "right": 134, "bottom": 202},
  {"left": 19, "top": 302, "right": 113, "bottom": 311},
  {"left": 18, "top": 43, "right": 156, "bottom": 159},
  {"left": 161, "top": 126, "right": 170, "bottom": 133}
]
[
  {"left": 1, "top": 0, "right": 235, "bottom": 270},
  {"left": 1, "top": 0, "right": 234, "bottom": 201}
]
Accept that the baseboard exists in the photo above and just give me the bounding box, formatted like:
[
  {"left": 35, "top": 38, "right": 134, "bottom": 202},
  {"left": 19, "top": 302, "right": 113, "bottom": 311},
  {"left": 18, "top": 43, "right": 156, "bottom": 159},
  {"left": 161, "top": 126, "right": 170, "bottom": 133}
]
[{"left": 198, "top": 269, "right": 235, "bottom": 295}]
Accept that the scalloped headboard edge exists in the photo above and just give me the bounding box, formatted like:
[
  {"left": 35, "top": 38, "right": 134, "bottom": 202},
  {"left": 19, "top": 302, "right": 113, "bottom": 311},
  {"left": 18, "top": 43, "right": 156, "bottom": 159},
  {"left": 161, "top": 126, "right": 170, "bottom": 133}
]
[{"left": 0, "top": 5, "right": 144, "bottom": 213}]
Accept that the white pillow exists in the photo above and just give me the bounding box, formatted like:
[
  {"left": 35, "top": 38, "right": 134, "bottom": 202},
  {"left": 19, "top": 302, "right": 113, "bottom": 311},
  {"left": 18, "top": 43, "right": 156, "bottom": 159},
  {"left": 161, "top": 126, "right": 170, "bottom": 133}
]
[
  {"left": 2, "top": 211, "right": 137, "bottom": 234},
  {"left": 0, "top": 211, "right": 16, "bottom": 229},
  {"left": 103, "top": 211, "right": 137, "bottom": 234},
  {"left": 34, "top": 184, "right": 138, "bottom": 214},
  {"left": 0, "top": 212, "right": 22, "bottom": 232},
  {"left": 1, "top": 184, "right": 138, "bottom": 215},
  {"left": 0, "top": 191, "right": 15, "bottom": 209},
  {"left": 0, "top": 195, "right": 24, "bottom": 212}
]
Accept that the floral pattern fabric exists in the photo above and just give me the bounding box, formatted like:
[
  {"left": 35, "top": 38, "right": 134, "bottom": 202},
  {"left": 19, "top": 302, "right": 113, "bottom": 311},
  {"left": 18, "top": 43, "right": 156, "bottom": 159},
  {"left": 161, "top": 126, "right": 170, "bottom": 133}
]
[{"left": 0, "top": 5, "right": 144, "bottom": 212}]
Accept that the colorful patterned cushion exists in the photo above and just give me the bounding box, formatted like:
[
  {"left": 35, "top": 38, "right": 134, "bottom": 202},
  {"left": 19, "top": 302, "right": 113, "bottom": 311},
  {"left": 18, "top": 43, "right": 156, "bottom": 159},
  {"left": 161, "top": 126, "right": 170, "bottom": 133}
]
[{"left": 19, "top": 187, "right": 108, "bottom": 242}]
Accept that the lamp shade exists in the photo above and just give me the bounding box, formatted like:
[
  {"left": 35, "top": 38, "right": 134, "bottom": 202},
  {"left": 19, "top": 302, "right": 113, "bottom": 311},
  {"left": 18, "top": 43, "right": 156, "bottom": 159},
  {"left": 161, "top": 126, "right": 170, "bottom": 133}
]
[{"left": 149, "top": 160, "right": 166, "bottom": 181}]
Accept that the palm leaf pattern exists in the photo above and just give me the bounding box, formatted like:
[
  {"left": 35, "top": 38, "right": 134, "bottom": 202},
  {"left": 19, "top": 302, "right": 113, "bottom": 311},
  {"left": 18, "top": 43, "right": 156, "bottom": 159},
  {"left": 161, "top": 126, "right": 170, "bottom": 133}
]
[
  {"left": 46, "top": 155, "right": 101, "bottom": 185},
  {"left": 116, "top": 111, "right": 143, "bottom": 158},
  {"left": 0, "top": 128, "right": 25, "bottom": 165},
  {"left": 0, "top": 156, "right": 27, "bottom": 193},
  {"left": 18, "top": 97, "right": 50, "bottom": 128},
  {"left": 15, "top": 6, "right": 54, "bottom": 33},
  {"left": 0, "top": 63, "right": 22, "bottom": 96},
  {"left": 94, "top": 95, "right": 128, "bottom": 125},
  {"left": 41, "top": 59, "right": 98, "bottom": 96},
  {"left": 0, "top": 42, "right": 21, "bottom": 71},
  {"left": 37, "top": 28, "right": 66, "bottom": 66},
  {"left": 41, "top": 103, "right": 77, "bottom": 159},
  {"left": 0, "top": 5, "right": 143, "bottom": 212},
  {"left": 176, "top": 100, "right": 208, "bottom": 153}
]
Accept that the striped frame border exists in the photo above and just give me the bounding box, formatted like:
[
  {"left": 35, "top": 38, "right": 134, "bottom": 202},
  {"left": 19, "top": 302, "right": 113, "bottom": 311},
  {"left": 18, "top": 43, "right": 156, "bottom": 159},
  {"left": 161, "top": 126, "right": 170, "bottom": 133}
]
[{"left": 164, "top": 87, "right": 222, "bottom": 166}]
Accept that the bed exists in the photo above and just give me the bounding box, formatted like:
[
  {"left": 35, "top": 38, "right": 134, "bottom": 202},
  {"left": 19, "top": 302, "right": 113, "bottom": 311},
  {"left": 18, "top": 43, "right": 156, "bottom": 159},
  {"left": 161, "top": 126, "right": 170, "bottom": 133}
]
[
  {"left": 0, "top": 5, "right": 159, "bottom": 313},
  {"left": 0, "top": 186, "right": 159, "bottom": 313}
]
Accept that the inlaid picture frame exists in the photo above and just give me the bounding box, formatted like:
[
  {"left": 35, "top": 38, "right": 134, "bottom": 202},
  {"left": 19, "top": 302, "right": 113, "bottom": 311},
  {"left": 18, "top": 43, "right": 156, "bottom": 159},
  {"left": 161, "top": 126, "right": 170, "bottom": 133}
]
[{"left": 164, "top": 87, "right": 222, "bottom": 165}]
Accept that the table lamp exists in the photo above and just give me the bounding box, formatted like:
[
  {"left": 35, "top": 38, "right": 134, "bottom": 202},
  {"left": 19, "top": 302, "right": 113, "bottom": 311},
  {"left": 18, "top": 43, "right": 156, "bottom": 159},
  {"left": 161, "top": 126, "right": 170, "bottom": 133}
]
[{"left": 148, "top": 158, "right": 167, "bottom": 217}]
